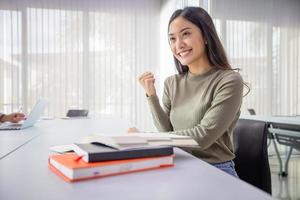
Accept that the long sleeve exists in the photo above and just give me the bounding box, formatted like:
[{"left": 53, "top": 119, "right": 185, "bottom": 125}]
[
  {"left": 0, "top": 113, "right": 5, "bottom": 123},
  {"left": 147, "top": 78, "right": 173, "bottom": 131}
]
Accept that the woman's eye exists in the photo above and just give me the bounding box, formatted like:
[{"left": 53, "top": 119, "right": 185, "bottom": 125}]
[
  {"left": 183, "top": 32, "right": 191, "bottom": 36},
  {"left": 169, "top": 37, "right": 175, "bottom": 42}
]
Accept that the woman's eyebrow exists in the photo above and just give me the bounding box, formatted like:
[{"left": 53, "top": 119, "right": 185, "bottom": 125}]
[{"left": 168, "top": 27, "right": 191, "bottom": 36}]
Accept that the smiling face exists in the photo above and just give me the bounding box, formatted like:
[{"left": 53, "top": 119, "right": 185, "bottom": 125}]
[{"left": 168, "top": 16, "right": 207, "bottom": 68}]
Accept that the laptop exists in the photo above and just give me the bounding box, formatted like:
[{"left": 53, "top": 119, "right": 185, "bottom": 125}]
[{"left": 0, "top": 100, "right": 48, "bottom": 130}]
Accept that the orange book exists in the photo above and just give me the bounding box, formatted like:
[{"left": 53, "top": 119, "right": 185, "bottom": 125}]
[{"left": 49, "top": 153, "right": 174, "bottom": 182}]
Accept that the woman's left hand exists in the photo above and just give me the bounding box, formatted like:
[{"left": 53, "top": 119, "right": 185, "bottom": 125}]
[{"left": 127, "top": 127, "right": 140, "bottom": 133}]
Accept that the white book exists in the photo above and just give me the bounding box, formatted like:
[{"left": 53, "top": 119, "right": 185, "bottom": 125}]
[
  {"left": 80, "top": 132, "right": 198, "bottom": 149},
  {"left": 49, "top": 133, "right": 199, "bottom": 154}
]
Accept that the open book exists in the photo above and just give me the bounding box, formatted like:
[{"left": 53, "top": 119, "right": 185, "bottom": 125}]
[
  {"left": 49, "top": 133, "right": 199, "bottom": 160},
  {"left": 79, "top": 132, "right": 199, "bottom": 149}
]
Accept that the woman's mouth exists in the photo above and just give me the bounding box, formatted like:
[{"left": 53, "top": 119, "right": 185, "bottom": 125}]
[{"left": 178, "top": 49, "right": 192, "bottom": 58}]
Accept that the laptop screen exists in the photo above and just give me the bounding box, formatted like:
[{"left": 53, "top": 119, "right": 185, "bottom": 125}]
[{"left": 21, "top": 100, "right": 48, "bottom": 128}]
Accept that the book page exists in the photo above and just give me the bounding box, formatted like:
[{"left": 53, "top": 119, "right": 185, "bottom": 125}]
[
  {"left": 49, "top": 144, "right": 77, "bottom": 153},
  {"left": 80, "top": 135, "right": 121, "bottom": 149},
  {"left": 80, "top": 132, "right": 198, "bottom": 148}
]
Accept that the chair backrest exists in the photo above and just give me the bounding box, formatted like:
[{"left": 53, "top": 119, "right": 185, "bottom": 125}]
[
  {"left": 233, "top": 119, "right": 272, "bottom": 194},
  {"left": 247, "top": 108, "right": 256, "bottom": 115},
  {"left": 66, "top": 109, "right": 89, "bottom": 117}
]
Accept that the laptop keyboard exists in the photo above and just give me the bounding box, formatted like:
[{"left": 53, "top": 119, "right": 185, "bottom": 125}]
[{"left": 0, "top": 123, "right": 22, "bottom": 130}]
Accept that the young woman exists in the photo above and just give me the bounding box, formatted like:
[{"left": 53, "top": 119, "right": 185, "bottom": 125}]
[{"left": 135, "top": 7, "right": 243, "bottom": 177}]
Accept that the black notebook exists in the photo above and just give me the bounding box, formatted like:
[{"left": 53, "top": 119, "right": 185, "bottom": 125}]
[{"left": 73, "top": 143, "right": 174, "bottom": 162}]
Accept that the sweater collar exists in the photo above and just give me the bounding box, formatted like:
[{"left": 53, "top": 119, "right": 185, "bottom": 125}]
[{"left": 187, "top": 67, "right": 219, "bottom": 81}]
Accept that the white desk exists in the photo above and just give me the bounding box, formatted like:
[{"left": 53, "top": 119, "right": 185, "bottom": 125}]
[
  {"left": 0, "top": 119, "right": 272, "bottom": 200},
  {"left": 241, "top": 115, "right": 300, "bottom": 127},
  {"left": 0, "top": 125, "right": 43, "bottom": 160},
  {"left": 241, "top": 115, "right": 300, "bottom": 176}
]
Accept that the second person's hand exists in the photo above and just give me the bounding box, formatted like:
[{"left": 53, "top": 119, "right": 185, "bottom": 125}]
[
  {"left": 138, "top": 72, "right": 156, "bottom": 96},
  {"left": 1, "top": 112, "right": 25, "bottom": 123}
]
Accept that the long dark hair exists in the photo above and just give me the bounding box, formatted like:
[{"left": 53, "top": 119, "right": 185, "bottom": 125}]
[{"left": 168, "top": 7, "right": 231, "bottom": 74}]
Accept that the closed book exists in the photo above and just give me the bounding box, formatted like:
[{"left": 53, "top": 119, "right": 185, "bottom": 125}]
[
  {"left": 48, "top": 153, "right": 174, "bottom": 182},
  {"left": 73, "top": 143, "right": 173, "bottom": 162}
]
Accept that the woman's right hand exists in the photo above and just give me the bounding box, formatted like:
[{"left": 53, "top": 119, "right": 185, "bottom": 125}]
[{"left": 138, "top": 72, "right": 156, "bottom": 96}]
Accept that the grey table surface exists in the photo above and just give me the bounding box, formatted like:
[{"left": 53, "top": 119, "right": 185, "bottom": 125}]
[{"left": 0, "top": 119, "right": 273, "bottom": 200}]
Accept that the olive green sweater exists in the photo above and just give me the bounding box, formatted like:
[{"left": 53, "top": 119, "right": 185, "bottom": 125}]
[{"left": 147, "top": 68, "right": 243, "bottom": 164}]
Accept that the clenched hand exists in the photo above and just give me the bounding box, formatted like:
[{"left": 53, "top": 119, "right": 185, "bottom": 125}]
[{"left": 138, "top": 72, "right": 156, "bottom": 97}]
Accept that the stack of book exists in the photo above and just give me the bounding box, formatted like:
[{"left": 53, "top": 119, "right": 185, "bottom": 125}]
[
  {"left": 49, "top": 132, "right": 198, "bottom": 182},
  {"left": 49, "top": 144, "right": 174, "bottom": 182}
]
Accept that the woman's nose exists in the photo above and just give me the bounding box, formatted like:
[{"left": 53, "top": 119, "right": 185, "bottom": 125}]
[{"left": 175, "top": 38, "right": 185, "bottom": 50}]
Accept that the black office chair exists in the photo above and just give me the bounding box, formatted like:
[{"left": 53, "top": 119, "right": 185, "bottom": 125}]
[
  {"left": 246, "top": 108, "right": 274, "bottom": 148},
  {"left": 233, "top": 119, "right": 272, "bottom": 194},
  {"left": 66, "top": 109, "right": 89, "bottom": 117}
]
